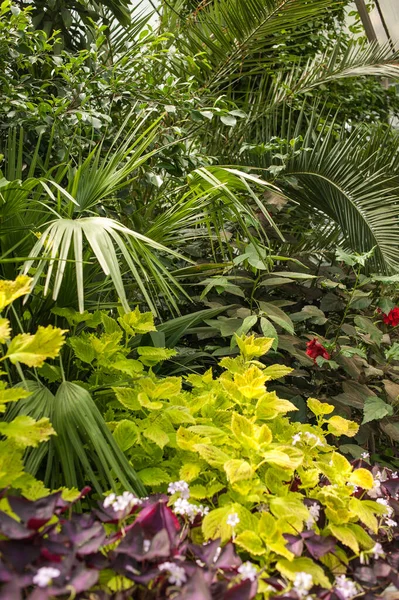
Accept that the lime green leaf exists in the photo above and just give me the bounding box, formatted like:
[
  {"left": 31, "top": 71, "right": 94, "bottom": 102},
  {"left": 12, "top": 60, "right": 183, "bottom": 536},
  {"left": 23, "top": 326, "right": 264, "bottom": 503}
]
[
  {"left": 0, "top": 383, "right": 30, "bottom": 414},
  {"left": 224, "top": 459, "right": 254, "bottom": 484},
  {"left": 113, "top": 387, "right": 141, "bottom": 411},
  {"left": 327, "top": 416, "right": 359, "bottom": 437},
  {"left": 235, "top": 531, "right": 265, "bottom": 555},
  {"left": 0, "top": 276, "right": 31, "bottom": 311},
  {"left": 277, "top": 557, "right": 330, "bottom": 588},
  {"left": 348, "top": 468, "right": 374, "bottom": 490},
  {"left": 0, "top": 318, "right": 11, "bottom": 344},
  {"left": 193, "top": 444, "right": 230, "bottom": 468},
  {"left": 138, "top": 467, "right": 170, "bottom": 486},
  {"left": 263, "top": 364, "right": 293, "bottom": 380},
  {"left": 234, "top": 334, "right": 274, "bottom": 360},
  {"left": 69, "top": 334, "right": 96, "bottom": 364},
  {"left": 112, "top": 359, "right": 144, "bottom": 378},
  {"left": 307, "top": 398, "right": 335, "bottom": 416},
  {"left": 144, "top": 425, "right": 169, "bottom": 448},
  {"left": 0, "top": 416, "right": 55, "bottom": 447},
  {"left": 118, "top": 307, "right": 156, "bottom": 336},
  {"left": 362, "top": 396, "right": 393, "bottom": 424},
  {"left": 113, "top": 420, "right": 139, "bottom": 451},
  {"left": 137, "top": 346, "right": 177, "bottom": 366},
  {"left": 179, "top": 462, "right": 202, "bottom": 482},
  {"left": 5, "top": 326, "right": 66, "bottom": 367},
  {"left": 328, "top": 524, "right": 359, "bottom": 553}
]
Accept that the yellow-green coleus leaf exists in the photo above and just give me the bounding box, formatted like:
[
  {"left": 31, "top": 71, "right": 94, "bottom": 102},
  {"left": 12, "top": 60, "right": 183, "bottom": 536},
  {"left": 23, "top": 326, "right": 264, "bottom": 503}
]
[
  {"left": 0, "top": 276, "right": 31, "bottom": 311},
  {"left": 256, "top": 391, "right": 298, "bottom": 419},
  {"left": 277, "top": 557, "right": 331, "bottom": 588},
  {"left": 118, "top": 306, "right": 156, "bottom": 336},
  {"left": 233, "top": 365, "right": 268, "bottom": 399},
  {"left": 0, "top": 382, "right": 31, "bottom": 414},
  {"left": 0, "top": 318, "right": 11, "bottom": 344},
  {"left": 327, "top": 415, "right": 359, "bottom": 438},
  {"left": 224, "top": 459, "right": 254, "bottom": 484},
  {"left": 234, "top": 334, "right": 274, "bottom": 360},
  {"left": 137, "top": 347, "right": 177, "bottom": 367},
  {"left": 348, "top": 468, "right": 374, "bottom": 490},
  {"left": 307, "top": 398, "right": 335, "bottom": 416},
  {"left": 0, "top": 416, "right": 55, "bottom": 447},
  {"left": 4, "top": 326, "right": 66, "bottom": 367}
]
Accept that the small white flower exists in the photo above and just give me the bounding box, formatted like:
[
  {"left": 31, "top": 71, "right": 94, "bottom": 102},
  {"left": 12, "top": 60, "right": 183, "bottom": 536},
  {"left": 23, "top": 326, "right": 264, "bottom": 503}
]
[
  {"left": 159, "top": 562, "right": 187, "bottom": 587},
  {"left": 293, "top": 572, "right": 313, "bottom": 597},
  {"left": 173, "top": 498, "right": 209, "bottom": 523},
  {"left": 143, "top": 539, "right": 151, "bottom": 553},
  {"left": 376, "top": 498, "right": 394, "bottom": 516},
  {"left": 385, "top": 518, "right": 397, "bottom": 528},
  {"left": 292, "top": 433, "right": 302, "bottom": 446},
  {"left": 306, "top": 503, "right": 320, "bottom": 529},
  {"left": 368, "top": 478, "right": 382, "bottom": 498},
  {"left": 112, "top": 491, "right": 142, "bottom": 513},
  {"left": 33, "top": 567, "right": 61, "bottom": 588},
  {"left": 227, "top": 512, "right": 240, "bottom": 527},
  {"left": 238, "top": 561, "right": 257, "bottom": 582},
  {"left": 335, "top": 575, "right": 358, "bottom": 599},
  {"left": 372, "top": 543, "right": 385, "bottom": 560},
  {"left": 361, "top": 452, "right": 370, "bottom": 460},
  {"left": 168, "top": 480, "right": 190, "bottom": 499},
  {"left": 103, "top": 493, "right": 116, "bottom": 508},
  {"left": 391, "top": 472, "right": 398, "bottom": 479},
  {"left": 304, "top": 432, "right": 323, "bottom": 446}
]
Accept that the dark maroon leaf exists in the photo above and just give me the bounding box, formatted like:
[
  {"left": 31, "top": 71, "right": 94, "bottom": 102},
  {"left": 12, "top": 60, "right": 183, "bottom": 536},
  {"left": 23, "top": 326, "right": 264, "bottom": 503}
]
[
  {"left": 134, "top": 500, "right": 180, "bottom": 545},
  {"left": 304, "top": 534, "right": 336, "bottom": 559},
  {"left": 213, "top": 543, "right": 241, "bottom": 571},
  {"left": 224, "top": 579, "right": 257, "bottom": 600},
  {"left": 178, "top": 569, "right": 212, "bottom": 600},
  {"left": 8, "top": 493, "right": 61, "bottom": 530},
  {"left": 0, "top": 540, "right": 41, "bottom": 570}
]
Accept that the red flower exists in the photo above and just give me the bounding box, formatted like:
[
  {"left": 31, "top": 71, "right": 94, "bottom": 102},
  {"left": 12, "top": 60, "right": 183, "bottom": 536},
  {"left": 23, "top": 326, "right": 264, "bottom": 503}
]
[
  {"left": 306, "top": 338, "right": 331, "bottom": 363},
  {"left": 382, "top": 307, "right": 399, "bottom": 327}
]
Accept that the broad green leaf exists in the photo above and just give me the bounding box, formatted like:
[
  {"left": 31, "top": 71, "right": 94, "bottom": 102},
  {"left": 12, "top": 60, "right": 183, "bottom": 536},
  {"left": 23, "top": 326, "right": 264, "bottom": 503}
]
[
  {"left": 179, "top": 462, "right": 202, "bottom": 482},
  {"left": 260, "top": 317, "right": 278, "bottom": 350},
  {"left": 277, "top": 557, "right": 330, "bottom": 588},
  {"left": 354, "top": 316, "right": 383, "bottom": 346},
  {"left": 143, "top": 425, "right": 169, "bottom": 448},
  {"left": 137, "top": 346, "right": 177, "bottom": 366},
  {"left": 328, "top": 524, "right": 359, "bottom": 553},
  {"left": 224, "top": 459, "right": 254, "bottom": 484},
  {"left": 118, "top": 307, "right": 156, "bottom": 336},
  {"left": 113, "top": 420, "right": 139, "bottom": 451},
  {"left": 263, "top": 364, "right": 293, "bottom": 380},
  {"left": 259, "top": 302, "right": 294, "bottom": 335},
  {"left": 138, "top": 467, "right": 170, "bottom": 486},
  {"left": 69, "top": 334, "right": 96, "bottom": 364},
  {"left": 0, "top": 416, "right": 55, "bottom": 447},
  {"left": 362, "top": 396, "right": 394, "bottom": 424},
  {"left": 193, "top": 444, "right": 230, "bottom": 468},
  {"left": 235, "top": 334, "right": 274, "bottom": 360},
  {"left": 112, "top": 359, "right": 144, "bottom": 378},
  {"left": 235, "top": 531, "right": 265, "bottom": 556},
  {"left": 327, "top": 415, "right": 359, "bottom": 437},
  {"left": 0, "top": 383, "right": 31, "bottom": 414},
  {"left": 4, "top": 326, "right": 66, "bottom": 367},
  {"left": 113, "top": 387, "right": 141, "bottom": 411},
  {"left": 0, "top": 276, "right": 31, "bottom": 311},
  {"left": 348, "top": 468, "right": 374, "bottom": 490},
  {"left": 349, "top": 498, "right": 378, "bottom": 533},
  {"left": 307, "top": 398, "right": 335, "bottom": 416}
]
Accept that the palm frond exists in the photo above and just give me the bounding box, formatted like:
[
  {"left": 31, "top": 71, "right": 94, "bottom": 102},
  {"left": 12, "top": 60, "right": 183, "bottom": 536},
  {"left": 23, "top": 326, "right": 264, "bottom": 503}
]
[{"left": 22, "top": 216, "right": 190, "bottom": 314}]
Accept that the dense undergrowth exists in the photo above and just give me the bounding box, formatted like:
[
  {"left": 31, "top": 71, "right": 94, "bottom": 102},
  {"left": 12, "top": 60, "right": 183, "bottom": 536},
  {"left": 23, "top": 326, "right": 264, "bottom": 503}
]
[{"left": 1, "top": 0, "right": 399, "bottom": 597}]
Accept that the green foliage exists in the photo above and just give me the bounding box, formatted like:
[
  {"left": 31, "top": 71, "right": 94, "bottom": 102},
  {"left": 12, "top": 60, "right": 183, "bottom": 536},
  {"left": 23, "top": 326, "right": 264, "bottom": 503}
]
[{"left": 0, "top": 277, "right": 64, "bottom": 497}]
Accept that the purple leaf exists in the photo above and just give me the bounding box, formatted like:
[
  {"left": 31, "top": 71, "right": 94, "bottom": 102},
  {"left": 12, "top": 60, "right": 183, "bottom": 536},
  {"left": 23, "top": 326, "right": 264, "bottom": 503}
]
[
  {"left": 134, "top": 500, "right": 180, "bottom": 545},
  {"left": 283, "top": 534, "right": 304, "bottom": 557},
  {"left": 116, "top": 525, "right": 171, "bottom": 560},
  {"left": 8, "top": 493, "right": 61, "bottom": 530},
  {"left": 177, "top": 569, "right": 212, "bottom": 600},
  {"left": 304, "top": 534, "right": 336, "bottom": 560},
  {"left": 0, "top": 512, "right": 33, "bottom": 539},
  {"left": 223, "top": 579, "right": 257, "bottom": 600},
  {"left": 0, "top": 540, "right": 41, "bottom": 571}
]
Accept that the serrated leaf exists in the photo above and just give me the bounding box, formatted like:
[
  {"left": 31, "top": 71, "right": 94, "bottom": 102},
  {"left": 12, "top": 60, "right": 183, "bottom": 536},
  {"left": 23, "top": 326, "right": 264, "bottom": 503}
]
[
  {"left": 263, "top": 364, "right": 293, "bottom": 380},
  {"left": 362, "top": 396, "right": 393, "bottom": 424},
  {"left": 143, "top": 425, "right": 169, "bottom": 449},
  {"left": 235, "top": 531, "right": 265, "bottom": 555},
  {"left": 328, "top": 524, "right": 359, "bottom": 553},
  {"left": 118, "top": 307, "right": 156, "bottom": 336},
  {"left": 138, "top": 467, "right": 170, "bottom": 486},
  {"left": 0, "top": 416, "right": 55, "bottom": 447},
  {"left": 0, "top": 276, "right": 31, "bottom": 311},
  {"left": 349, "top": 498, "right": 378, "bottom": 533},
  {"left": 5, "top": 326, "right": 66, "bottom": 367},
  {"left": 112, "top": 359, "right": 143, "bottom": 378},
  {"left": 193, "top": 444, "right": 230, "bottom": 468},
  {"left": 179, "top": 462, "right": 202, "bottom": 482},
  {"left": 0, "top": 383, "right": 30, "bottom": 413},
  {"left": 69, "top": 334, "right": 96, "bottom": 364},
  {"left": 277, "top": 557, "right": 330, "bottom": 588},
  {"left": 113, "top": 420, "right": 139, "bottom": 451},
  {"left": 0, "top": 318, "right": 11, "bottom": 344},
  {"left": 224, "top": 459, "right": 254, "bottom": 484},
  {"left": 137, "top": 346, "right": 177, "bottom": 366},
  {"left": 307, "top": 398, "right": 335, "bottom": 416},
  {"left": 327, "top": 415, "right": 359, "bottom": 437},
  {"left": 113, "top": 387, "right": 141, "bottom": 411}
]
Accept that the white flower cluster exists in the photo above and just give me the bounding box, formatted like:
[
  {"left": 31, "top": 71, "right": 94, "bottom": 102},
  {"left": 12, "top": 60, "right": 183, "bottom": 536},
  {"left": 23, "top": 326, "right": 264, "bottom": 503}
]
[
  {"left": 168, "top": 480, "right": 190, "bottom": 499},
  {"left": 377, "top": 498, "right": 397, "bottom": 528},
  {"left": 238, "top": 561, "right": 257, "bottom": 582},
  {"left": 173, "top": 497, "right": 209, "bottom": 523},
  {"left": 293, "top": 572, "right": 313, "bottom": 598},
  {"left": 33, "top": 567, "right": 61, "bottom": 588},
  {"left": 292, "top": 431, "right": 323, "bottom": 447},
  {"left": 361, "top": 452, "right": 370, "bottom": 460},
  {"left": 306, "top": 503, "right": 320, "bottom": 530},
  {"left": 159, "top": 561, "right": 187, "bottom": 587},
  {"left": 103, "top": 491, "right": 142, "bottom": 513},
  {"left": 334, "top": 575, "right": 358, "bottom": 599}
]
